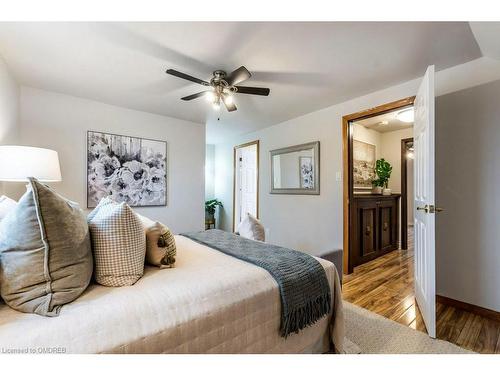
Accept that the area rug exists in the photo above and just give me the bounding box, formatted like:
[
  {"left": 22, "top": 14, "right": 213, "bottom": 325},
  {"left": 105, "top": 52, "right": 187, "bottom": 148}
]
[{"left": 343, "top": 301, "right": 473, "bottom": 354}]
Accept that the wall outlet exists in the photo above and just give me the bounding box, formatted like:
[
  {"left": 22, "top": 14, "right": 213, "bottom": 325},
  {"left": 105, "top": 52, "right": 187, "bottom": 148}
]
[{"left": 336, "top": 171, "right": 342, "bottom": 182}]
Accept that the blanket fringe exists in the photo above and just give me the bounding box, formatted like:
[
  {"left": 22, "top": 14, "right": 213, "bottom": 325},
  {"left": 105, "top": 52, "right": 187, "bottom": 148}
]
[{"left": 280, "top": 292, "right": 331, "bottom": 338}]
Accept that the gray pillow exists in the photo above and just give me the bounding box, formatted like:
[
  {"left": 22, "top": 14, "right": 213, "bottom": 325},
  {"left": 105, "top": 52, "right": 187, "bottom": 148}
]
[{"left": 0, "top": 178, "right": 93, "bottom": 316}]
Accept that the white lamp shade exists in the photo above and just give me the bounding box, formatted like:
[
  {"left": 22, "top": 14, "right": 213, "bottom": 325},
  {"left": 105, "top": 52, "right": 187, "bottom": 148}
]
[{"left": 0, "top": 146, "right": 62, "bottom": 182}]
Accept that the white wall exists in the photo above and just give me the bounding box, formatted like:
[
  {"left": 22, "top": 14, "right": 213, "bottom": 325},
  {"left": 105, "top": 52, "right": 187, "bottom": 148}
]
[
  {"left": 352, "top": 123, "right": 382, "bottom": 161},
  {"left": 436, "top": 79, "right": 500, "bottom": 312},
  {"left": 214, "top": 58, "right": 500, "bottom": 264},
  {"left": 214, "top": 78, "right": 421, "bottom": 256},
  {"left": 205, "top": 144, "right": 215, "bottom": 199},
  {"left": 17, "top": 87, "right": 205, "bottom": 234},
  {"left": 0, "top": 56, "right": 18, "bottom": 145},
  {"left": 0, "top": 55, "right": 19, "bottom": 196},
  {"left": 379, "top": 127, "right": 413, "bottom": 192}
]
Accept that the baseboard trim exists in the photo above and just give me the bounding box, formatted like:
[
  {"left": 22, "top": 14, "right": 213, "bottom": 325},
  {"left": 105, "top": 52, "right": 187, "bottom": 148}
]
[{"left": 437, "top": 295, "right": 500, "bottom": 322}]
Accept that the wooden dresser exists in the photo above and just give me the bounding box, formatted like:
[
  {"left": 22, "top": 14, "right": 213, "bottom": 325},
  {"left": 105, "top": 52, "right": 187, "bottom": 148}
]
[{"left": 349, "top": 194, "right": 400, "bottom": 271}]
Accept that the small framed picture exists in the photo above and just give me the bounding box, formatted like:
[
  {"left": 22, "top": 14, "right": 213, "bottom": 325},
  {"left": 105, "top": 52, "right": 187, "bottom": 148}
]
[{"left": 299, "top": 156, "right": 314, "bottom": 189}]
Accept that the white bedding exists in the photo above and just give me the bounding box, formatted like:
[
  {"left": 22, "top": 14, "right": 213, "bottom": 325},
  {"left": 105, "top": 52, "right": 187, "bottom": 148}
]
[{"left": 0, "top": 235, "right": 344, "bottom": 354}]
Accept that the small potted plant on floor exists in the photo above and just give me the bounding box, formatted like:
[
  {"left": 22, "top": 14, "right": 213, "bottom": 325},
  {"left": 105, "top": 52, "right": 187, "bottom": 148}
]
[
  {"left": 372, "top": 158, "right": 393, "bottom": 195},
  {"left": 205, "top": 199, "right": 223, "bottom": 222}
]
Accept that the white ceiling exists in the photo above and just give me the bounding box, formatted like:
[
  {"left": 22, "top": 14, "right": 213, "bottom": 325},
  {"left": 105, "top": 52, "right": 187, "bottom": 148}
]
[
  {"left": 0, "top": 22, "right": 482, "bottom": 143},
  {"left": 354, "top": 109, "right": 413, "bottom": 133},
  {"left": 469, "top": 22, "right": 500, "bottom": 60}
]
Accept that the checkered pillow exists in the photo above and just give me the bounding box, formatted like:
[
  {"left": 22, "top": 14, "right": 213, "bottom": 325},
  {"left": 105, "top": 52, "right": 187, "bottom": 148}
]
[{"left": 88, "top": 197, "right": 146, "bottom": 287}]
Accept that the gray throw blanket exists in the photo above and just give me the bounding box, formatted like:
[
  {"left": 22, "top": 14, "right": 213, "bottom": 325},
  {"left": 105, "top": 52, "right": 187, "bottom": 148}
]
[{"left": 181, "top": 229, "right": 331, "bottom": 338}]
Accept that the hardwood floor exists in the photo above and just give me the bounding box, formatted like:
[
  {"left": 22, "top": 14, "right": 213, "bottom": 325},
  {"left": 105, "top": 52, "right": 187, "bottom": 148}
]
[{"left": 342, "top": 228, "right": 500, "bottom": 354}]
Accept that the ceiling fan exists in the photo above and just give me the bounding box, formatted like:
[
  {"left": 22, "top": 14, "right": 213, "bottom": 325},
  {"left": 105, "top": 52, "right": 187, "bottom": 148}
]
[{"left": 166, "top": 66, "right": 270, "bottom": 112}]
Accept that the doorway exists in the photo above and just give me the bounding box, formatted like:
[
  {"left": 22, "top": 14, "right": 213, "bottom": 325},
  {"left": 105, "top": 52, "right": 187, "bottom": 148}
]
[
  {"left": 342, "top": 97, "right": 424, "bottom": 334},
  {"left": 233, "top": 140, "right": 259, "bottom": 232},
  {"left": 343, "top": 67, "right": 437, "bottom": 339},
  {"left": 342, "top": 96, "right": 415, "bottom": 274},
  {"left": 401, "top": 137, "right": 414, "bottom": 250}
]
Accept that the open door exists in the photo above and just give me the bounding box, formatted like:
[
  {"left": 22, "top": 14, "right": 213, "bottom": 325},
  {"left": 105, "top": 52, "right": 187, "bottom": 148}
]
[{"left": 414, "top": 65, "right": 436, "bottom": 337}]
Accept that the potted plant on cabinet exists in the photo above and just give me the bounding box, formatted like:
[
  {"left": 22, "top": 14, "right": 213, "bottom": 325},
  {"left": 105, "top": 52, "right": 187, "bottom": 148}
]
[{"left": 372, "top": 158, "right": 393, "bottom": 195}]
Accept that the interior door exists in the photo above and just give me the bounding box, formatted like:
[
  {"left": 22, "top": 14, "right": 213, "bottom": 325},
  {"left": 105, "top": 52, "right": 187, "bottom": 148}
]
[
  {"left": 239, "top": 145, "right": 257, "bottom": 223},
  {"left": 414, "top": 65, "right": 436, "bottom": 337},
  {"left": 233, "top": 142, "right": 258, "bottom": 231}
]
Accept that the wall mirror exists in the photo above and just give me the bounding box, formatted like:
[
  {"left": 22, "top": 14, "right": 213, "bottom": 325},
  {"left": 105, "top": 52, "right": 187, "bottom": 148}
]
[{"left": 270, "top": 141, "right": 320, "bottom": 195}]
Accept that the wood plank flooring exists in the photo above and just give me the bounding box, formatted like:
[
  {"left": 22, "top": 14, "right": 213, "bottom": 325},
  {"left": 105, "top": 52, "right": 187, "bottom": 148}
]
[{"left": 342, "top": 229, "right": 500, "bottom": 354}]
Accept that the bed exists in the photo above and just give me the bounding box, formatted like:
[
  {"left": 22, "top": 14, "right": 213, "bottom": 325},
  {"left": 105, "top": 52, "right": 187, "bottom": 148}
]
[{"left": 0, "top": 235, "right": 344, "bottom": 354}]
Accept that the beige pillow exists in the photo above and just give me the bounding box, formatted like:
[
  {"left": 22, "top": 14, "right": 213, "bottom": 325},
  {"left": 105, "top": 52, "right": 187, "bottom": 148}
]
[
  {"left": 87, "top": 198, "right": 146, "bottom": 286},
  {"left": 137, "top": 214, "right": 176, "bottom": 268},
  {"left": 237, "top": 213, "right": 265, "bottom": 242}
]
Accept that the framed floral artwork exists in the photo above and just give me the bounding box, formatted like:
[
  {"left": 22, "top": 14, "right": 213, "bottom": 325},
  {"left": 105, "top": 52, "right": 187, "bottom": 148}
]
[
  {"left": 353, "top": 139, "right": 376, "bottom": 190},
  {"left": 299, "top": 156, "right": 314, "bottom": 189},
  {"left": 87, "top": 131, "right": 167, "bottom": 208}
]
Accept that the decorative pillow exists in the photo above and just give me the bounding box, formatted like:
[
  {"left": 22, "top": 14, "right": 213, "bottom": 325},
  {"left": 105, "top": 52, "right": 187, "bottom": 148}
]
[
  {"left": 0, "top": 178, "right": 93, "bottom": 316},
  {"left": 0, "top": 195, "right": 17, "bottom": 221},
  {"left": 88, "top": 197, "right": 146, "bottom": 286},
  {"left": 137, "top": 214, "right": 176, "bottom": 268},
  {"left": 237, "top": 213, "right": 265, "bottom": 242}
]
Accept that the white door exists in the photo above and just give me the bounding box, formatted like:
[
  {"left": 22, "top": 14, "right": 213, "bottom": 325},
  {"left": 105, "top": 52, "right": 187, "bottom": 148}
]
[
  {"left": 414, "top": 65, "right": 436, "bottom": 337},
  {"left": 234, "top": 143, "right": 258, "bottom": 231},
  {"left": 239, "top": 145, "right": 257, "bottom": 223}
]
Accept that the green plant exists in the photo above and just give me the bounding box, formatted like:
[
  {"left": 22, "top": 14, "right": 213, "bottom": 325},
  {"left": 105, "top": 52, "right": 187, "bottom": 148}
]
[
  {"left": 205, "top": 199, "right": 223, "bottom": 216},
  {"left": 372, "top": 158, "right": 392, "bottom": 188}
]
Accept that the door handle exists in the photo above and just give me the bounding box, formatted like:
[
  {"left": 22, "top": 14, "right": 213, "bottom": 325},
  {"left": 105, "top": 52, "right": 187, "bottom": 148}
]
[
  {"left": 416, "top": 204, "right": 445, "bottom": 214},
  {"left": 428, "top": 205, "right": 444, "bottom": 213},
  {"left": 416, "top": 205, "right": 429, "bottom": 213}
]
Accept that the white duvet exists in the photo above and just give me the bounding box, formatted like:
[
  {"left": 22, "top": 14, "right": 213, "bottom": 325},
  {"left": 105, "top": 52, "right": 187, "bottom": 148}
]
[{"left": 0, "top": 235, "right": 344, "bottom": 354}]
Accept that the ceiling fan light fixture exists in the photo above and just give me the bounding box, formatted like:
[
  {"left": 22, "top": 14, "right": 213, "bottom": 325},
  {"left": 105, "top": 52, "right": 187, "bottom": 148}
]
[
  {"left": 166, "top": 66, "right": 270, "bottom": 113},
  {"left": 397, "top": 108, "right": 414, "bottom": 123},
  {"left": 205, "top": 91, "right": 215, "bottom": 102},
  {"left": 224, "top": 95, "right": 234, "bottom": 105}
]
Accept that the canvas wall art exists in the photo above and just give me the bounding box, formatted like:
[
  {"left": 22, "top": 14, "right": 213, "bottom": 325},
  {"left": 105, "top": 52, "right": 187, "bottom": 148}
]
[
  {"left": 299, "top": 156, "right": 314, "bottom": 189},
  {"left": 87, "top": 131, "right": 167, "bottom": 208},
  {"left": 353, "top": 139, "right": 376, "bottom": 189}
]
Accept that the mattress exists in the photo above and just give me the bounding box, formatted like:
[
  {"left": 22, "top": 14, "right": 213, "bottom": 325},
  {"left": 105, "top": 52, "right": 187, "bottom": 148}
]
[{"left": 0, "top": 235, "right": 344, "bottom": 354}]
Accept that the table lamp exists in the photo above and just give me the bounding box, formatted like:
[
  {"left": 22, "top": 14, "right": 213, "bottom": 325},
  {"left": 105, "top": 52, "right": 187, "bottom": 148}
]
[{"left": 0, "top": 146, "right": 62, "bottom": 182}]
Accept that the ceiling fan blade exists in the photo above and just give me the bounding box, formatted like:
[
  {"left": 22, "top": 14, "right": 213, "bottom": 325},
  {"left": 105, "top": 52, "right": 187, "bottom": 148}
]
[
  {"left": 226, "top": 66, "right": 251, "bottom": 86},
  {"left": 166, "top": 69, "right": 209, "bottom": 86},
  {"left": 222, "top": 94, "right": 237, "bottom": 112},
  {"left": 181, "top": 91, "right": 209, "bottom": 101},
  {"left": 235, "top": 86, "right": 270, "bottom": 96}
]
